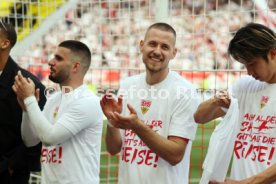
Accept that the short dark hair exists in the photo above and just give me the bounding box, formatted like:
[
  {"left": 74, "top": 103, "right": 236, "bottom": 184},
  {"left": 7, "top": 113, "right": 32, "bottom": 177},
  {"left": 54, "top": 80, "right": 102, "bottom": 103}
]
[
  {"left": 145, "top": 22, "right": 176, "bottom": 44},
  {"left": 228, "top": 23, "right": 276, "bottom": 64},
  {"left": 0, "top": 22, "right": 17, "bottom": 48},
  {"left": 58, "top": 40, "right": 91, "bottom": 74}
]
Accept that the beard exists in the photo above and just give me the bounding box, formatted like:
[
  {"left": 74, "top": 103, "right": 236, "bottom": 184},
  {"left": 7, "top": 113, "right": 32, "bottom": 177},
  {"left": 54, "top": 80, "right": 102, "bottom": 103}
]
[
  {"left": 144, "top": 58, "right": 166, "bottom": 74},
  {"left": 49, "top": 71, "right": 69, "bottom": 84},
  {"left": 143, "top": 54, "right": 167, "bottom": 74},
  {"left": 145, "top": 64, "right": 162, "bottom": 73}
]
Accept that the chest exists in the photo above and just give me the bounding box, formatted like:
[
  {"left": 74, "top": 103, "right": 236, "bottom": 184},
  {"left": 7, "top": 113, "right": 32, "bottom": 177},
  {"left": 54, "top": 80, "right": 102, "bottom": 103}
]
[{"left": 238, "top": 89, "right": 276, "bottom": 136}]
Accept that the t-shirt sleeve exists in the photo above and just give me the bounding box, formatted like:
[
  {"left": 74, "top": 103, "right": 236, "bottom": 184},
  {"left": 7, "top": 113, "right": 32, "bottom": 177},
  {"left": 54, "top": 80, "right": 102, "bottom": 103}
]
[
  {"left": 57, "top": 96, "right": 102, "bottom": 135},
  {"left": 230, "top": 76, "right": 251, "bottom": 99},
  {"left": 169, "top": 88, "right": 199, "bottom": 141},
  {"left": 230, "top": 81, "right": 239, "bottom": 99}
]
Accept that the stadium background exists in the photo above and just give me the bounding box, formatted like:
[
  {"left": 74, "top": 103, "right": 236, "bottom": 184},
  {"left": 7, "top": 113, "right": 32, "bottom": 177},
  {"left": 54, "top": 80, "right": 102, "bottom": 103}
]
[{"left": 1, "top": 0, "right": 276, "bottom": 183}]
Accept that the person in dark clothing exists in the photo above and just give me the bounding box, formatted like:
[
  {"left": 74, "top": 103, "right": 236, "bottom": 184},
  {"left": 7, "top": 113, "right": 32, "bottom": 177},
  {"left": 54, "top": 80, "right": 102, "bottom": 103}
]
[{"left": 0, "top": 20, "right": 46, "bottom": 183}]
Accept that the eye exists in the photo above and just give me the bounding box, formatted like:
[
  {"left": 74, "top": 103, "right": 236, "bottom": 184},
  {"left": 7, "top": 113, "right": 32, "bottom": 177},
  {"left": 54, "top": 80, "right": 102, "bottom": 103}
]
[
  {"left": 162, "top": 45, "right": 169, "bottom": 50},
  {"left": 148, "top": 41, "right": 156, "bottom": 47},
  {"left": 55, "top": 55, "right": 63, "bottom": 61}
]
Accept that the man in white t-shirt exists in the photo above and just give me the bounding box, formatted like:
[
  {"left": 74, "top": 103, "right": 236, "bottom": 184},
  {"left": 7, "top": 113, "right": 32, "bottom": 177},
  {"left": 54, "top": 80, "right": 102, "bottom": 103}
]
[
  {"left": 194, "top": 23, "right": 276, "bottom": 184},
  {"left": 12, "top": 40, "right": 103, "bottom": 184},
  {"left": 100, "top": 23, "right": 199, "bottom": 184}
]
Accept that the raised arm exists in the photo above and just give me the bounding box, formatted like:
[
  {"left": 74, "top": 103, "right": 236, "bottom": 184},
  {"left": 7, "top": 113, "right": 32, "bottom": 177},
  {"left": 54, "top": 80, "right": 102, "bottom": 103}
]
[
  {"left": 13, "top": 72, "right": 73, "bottom": 146},
  {"left": 21, "top": 111, "right": 40, "bottom": 147},
  {"left": 18, "top": 88, "right": 42, "bottom": 146},
  {"left": 23, "top": 96, "right": 74, "bottom": 146},
  {"left": 194, "top": 90, "right": 230, "bottom": 124}
]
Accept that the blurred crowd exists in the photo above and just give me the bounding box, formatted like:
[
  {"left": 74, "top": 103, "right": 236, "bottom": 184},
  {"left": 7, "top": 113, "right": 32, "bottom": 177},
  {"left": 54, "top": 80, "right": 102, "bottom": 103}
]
[{"left": 15, "top": 0, "right": 276, "bottom": 89}]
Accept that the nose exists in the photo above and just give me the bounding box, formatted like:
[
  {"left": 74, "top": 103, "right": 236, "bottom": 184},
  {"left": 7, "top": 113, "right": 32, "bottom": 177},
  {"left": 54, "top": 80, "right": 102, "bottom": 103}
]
[
  {"left": 246, "top": 66, "right": 256, "bottom": 78},
  {"left": 247, "top": 69, "right": 252, "bottom": 76},
  {"left": 152, "top": 46, "right": 162, "bottom": 56},
  {"left": 245, "top": 65, "right": 254, "bottom": 76},
  {"left": 48, "top": 58, "right": 55, "bottom": 66}
]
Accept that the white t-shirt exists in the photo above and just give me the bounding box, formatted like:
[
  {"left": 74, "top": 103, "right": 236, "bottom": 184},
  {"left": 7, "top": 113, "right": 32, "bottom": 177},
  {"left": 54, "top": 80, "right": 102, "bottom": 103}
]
[
  {"left": 200, "top": 98, "right": 239, "bottom": 184},
  {"left": 230, "top": 76, "right": 276, "bottom": 183},
  {"left": 117, "top": 71, "right": 199, "bottom": 184},
  {"left": 41, "top": 85, "right": 103, "bottom": 184}
]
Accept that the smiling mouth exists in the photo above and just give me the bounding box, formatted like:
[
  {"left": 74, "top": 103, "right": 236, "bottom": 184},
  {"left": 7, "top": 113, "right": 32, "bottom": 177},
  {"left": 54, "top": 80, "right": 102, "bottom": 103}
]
[{"left": 150, "top": 57, "right": 162, "bottom": 62}]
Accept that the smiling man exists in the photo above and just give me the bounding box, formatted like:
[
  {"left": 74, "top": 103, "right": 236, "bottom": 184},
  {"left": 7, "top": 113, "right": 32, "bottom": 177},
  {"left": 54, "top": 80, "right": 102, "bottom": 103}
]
[{"left": 101, "top": 22, "right": 199, "bottom": 184}]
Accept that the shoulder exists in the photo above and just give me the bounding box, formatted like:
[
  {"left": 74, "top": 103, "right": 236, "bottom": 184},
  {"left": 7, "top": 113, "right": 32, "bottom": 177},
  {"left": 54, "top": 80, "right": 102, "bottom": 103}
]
[
  {"left": 166, "top": 72, "right": 199, "bottom": 105},
  {"left": 2, "top": 58, "right": 20, "bottom": 80},
  {"left": 8, "top": 57, "right": 33, "bottom": 79},
  {"left": 3, "top": 58, "right": 41, "bottom": 86},
  {"left": 169, "top": 71, "right": 197, "bottom": 91},
  {"left": 68, "top": 87, "right": 102, "bottom": 121},
  {"left": 73, "top": 85, "right": 100, "bottom": 107},
  {"left": 235, "top": 75, "right": 256, "bottom": 86},
  {"left": 233, "top": 75, "right": 265, "bottom": 93},
  {"left": 20, "top": 69, "right": 44, "bottom": 87}
]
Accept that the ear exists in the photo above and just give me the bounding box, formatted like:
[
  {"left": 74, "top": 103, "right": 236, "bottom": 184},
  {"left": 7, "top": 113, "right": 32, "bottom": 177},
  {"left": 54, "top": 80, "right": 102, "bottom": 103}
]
[
  {"left": 172, "top": 48, "right": 177, "bottom": 59},
  {"left": 269, "top": 48, "right": 276, "bottom": 59},
  {"left": 0, "top": 39, "right": 10, "bottom": 49},
  {"left": 72, "top": 61, "right": 81, "bottom": 73},
  {"left": 139, "top": 40, "right": 144, "bottom": 52}
]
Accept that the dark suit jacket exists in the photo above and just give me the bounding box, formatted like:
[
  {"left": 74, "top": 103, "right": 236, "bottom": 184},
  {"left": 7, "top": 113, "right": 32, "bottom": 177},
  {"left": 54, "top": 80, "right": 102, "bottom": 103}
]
[{"left": 0, "top": 56, "right": 46, "bottom": 174}]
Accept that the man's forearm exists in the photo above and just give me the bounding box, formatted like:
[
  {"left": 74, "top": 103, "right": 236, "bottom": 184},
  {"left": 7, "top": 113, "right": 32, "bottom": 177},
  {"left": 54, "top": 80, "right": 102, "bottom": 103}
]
[
  {"left": 194, "top": 98, "right": 225, "bottom": 124},
  {"left": 241, "top": 164, "right": 276, "bottom": 184},
  {"left": 21, "top": 112, "right": 40, "bottom": 147},
  {"left": 24, "top": 96, "right": 72, "bottom": 146},
  {"left": 133, "top": 120, "right": 187, "bottom": 165},
  {"left": 105, "top": 124, "right": 122, "bottom": 155}
]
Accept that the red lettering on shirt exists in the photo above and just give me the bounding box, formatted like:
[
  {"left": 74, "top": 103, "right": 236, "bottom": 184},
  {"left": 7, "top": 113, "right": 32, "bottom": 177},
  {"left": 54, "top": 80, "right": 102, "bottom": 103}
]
[
  {"left": 41, "top": 146, "right": 63, "bottom": 164},
  {"left": 121, "top": 146, "right": 159, "bottom": 168},
  {"left": 234, "top": 140, "right": 274, "bottom": 166}
]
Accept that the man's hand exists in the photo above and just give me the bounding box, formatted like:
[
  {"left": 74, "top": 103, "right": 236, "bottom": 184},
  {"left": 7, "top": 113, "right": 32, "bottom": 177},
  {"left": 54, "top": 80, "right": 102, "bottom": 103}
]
[
  {"left": 12, "top": 71, "right": 35, "bottom": 100},
  {"left": 15, "top": 79, "right": 40, "bottom": 111},
  {"left": 100, "top": 94, "right": 123, "bottom": 126},
  {"left": 214, "top": 90, "right": 231, "bottom": 109},
  {"left": 110, "top": 104, "right": 141, "bottom": 130}
]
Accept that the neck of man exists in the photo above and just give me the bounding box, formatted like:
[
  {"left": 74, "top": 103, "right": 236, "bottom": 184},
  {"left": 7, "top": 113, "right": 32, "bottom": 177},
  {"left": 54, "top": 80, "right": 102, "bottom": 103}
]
[
  {"left": 269, "top": 72, "right": 276, "bottom": 84},
  {"left": 59, "top": 78, "right": 84, "bottom": 93},
  {"left": 0, "top": 51, "right": 9, "bottom": 71},
  {"left": 146, "top": 68, "right": 169, "bottom": 85},
  {"left": 267, "top": 58, "right": 276, "bottom": 84}
]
